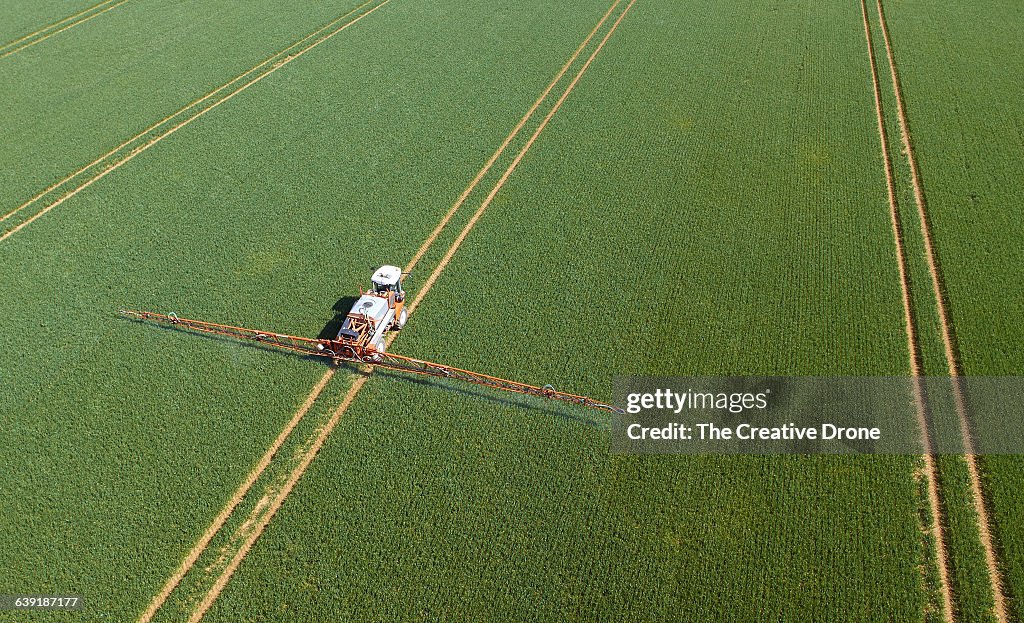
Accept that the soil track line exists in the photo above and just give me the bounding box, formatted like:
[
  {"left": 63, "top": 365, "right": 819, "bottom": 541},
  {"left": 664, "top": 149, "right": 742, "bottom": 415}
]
[
  {"left": 874, "top": 1, "right": 1008, "bottom": 619},
  {"left": 136, "top": 3, "right": 624, "bottom": 618},
  {"left": 135, "top": 370, "right": 333, "bottom": 623},
  {"left": 0, "top": 0, "right": 385, "bottom": 240},
  {"left": 0, "top": 0, "right": 380, "bottom": 226},
  {"left": 403, "top": 0, "right": 624, "bottom": 275},
  {"left": 0, "top": 0, "right": 118, "bottom": 52},
  {"left": 859, "top": 1, "right": 954, "bottom": 620},
  {"left": 187, "top": 1, "right": 640, "bottom": 619},
  {"left": 411, "top": 0, "right": 638, "bottom": 315},
  {"left": 0, "top": 0, "right": 132, "bottom": 60}
]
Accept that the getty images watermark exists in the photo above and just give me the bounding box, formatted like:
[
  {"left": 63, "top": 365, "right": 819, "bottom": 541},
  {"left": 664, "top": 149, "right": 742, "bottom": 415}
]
[{"left": 611, "top": 377, "right": 1024, "bottom": 455}]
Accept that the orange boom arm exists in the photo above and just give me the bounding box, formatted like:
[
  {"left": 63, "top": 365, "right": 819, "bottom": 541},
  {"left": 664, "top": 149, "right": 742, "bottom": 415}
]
[{"left": 119, "top": 309, "right": 622, "bottom": 414}]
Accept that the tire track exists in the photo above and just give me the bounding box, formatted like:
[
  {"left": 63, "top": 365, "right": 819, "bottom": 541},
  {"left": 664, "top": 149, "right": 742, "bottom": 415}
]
[
  {"left": 873, "top": 1, "right": 1008, "bottom": 620},
  {"left": 411, "top": 0, "right": 637, "bottom": 315},
  {"left": 858, "top": 0, "right": 954, "bottom": 620},
  {"left": 134, "top": 7, "right": 392, "bottom": 616},
  {"left": 0, "top": 0, "right": 380, "bottom": 227},
  {"left": 0, "top": 0, "right": 118, "bottom": 52},
  {"left": 135, "top": 370, "right": 333, "bottom": 623},
  {"left": 0, "top": 0, "right": 388, "bottom": 242},
  {"left": 0, "top": 0, "right": 130, "bottom": 59},
  {"left": 136, "top": 1, "right": 627, "bottom": 619},
  {"left": 187, "top": 1, "right": 640, "bottom": 619},
  {"left": 403, "top": 0, "right": 622, "bottom": 275}
]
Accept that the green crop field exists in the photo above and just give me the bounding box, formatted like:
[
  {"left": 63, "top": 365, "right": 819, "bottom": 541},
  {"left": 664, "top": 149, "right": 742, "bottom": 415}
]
[{"left": 0, "top": 0, "right": 1020, "bottom": 621}]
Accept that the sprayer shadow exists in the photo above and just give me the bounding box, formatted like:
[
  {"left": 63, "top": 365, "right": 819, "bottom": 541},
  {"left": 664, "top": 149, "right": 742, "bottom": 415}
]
[{"left": 317, "top": 296, "right": 359, "bottom": 340}]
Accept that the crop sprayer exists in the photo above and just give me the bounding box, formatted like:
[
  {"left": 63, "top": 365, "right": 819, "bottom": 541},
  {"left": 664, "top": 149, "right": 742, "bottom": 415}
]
[{"left": 120, "top": 265, "right": 622, "bottom": 414}]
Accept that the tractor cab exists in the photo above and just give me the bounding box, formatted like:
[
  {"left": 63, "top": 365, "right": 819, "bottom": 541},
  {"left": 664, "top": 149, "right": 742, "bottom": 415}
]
[{"left": 370, "top": 265, "right": 405, "bottom": 303}]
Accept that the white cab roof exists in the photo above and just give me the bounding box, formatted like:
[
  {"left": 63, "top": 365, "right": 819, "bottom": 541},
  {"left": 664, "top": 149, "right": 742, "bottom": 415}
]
[{"left": 371, "top": 264, "right": 402, "bottom": 286}]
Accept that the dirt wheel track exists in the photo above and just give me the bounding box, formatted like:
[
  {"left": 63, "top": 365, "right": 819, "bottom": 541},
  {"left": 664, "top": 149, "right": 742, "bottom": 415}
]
[
  {"left": 0, "top": 0, "right": 388, "bottom": 241},
  {"left": 859, "top": 0, "right": 954, "bottom": 620},
  {"left": 136, "top": 370, "right": 334, "bottom": 623},
  {"left": 0, "top": 0, "right": 132, "bottom": 60},
  {"left": 873, "top": 1, "right": 1009, "bottom": 621},
  {"left": 0, "top": 0, "right": 120, "bottom": 52}
]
